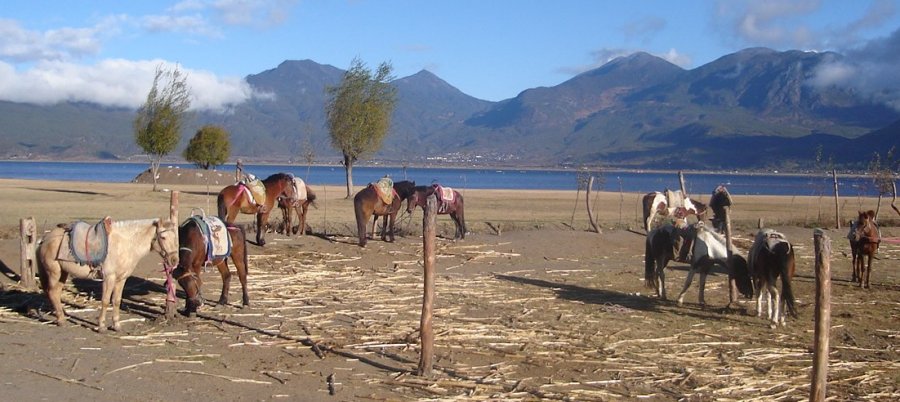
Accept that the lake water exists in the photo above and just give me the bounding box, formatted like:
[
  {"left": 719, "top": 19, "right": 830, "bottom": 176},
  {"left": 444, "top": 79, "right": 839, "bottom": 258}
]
[{"left": 0, "top": 160, "right": 885, "bottom": 197}]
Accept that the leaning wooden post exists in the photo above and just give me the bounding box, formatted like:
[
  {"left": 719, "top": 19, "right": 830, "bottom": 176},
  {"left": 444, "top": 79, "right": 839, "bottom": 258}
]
[
  {"left": 810, "top": 229, "right": 832, "bottom": 402},
  {"left": 832, "top": 169, "right": 840, "bottom": 229},
  {"left": 723, "top": 206, "right": 739, "bottom": 305},
  {"left": 678, "top": 170, "right": 688, "bottom": 197},
  {"left": 585, "top": 176, "right": 601, "bottom": 233},
  {"left": 417, "top": 194, "right": 437, "bottom": 377},
  {"left": 164, "top": 191, "right": 179, "bottom": 319},
  {"left": 19, "top": 217, "right": 37, "bottom": 289}
]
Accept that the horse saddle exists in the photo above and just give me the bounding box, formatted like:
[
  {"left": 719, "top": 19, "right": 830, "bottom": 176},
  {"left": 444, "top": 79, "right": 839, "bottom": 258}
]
[
  {"left": 184, "top": 215, "right": 232, "bottom": 262},
  {"left": 291, "top": 177, "right": 307, "bottom": 202},
  {"left": 240, "top": 178, "right": 267, "bottom": 206},
  {"left": 57, "top": 217, "right": 113, "bottom": 269},
  {"left": 433, "top": 184, "right": 455, "bottom": 213},
  {"left": 372, "top": 177, "right": 395, "bottom": 205},
  {"left": 664, "top": 189, "right": 685, "bottom": 209}
]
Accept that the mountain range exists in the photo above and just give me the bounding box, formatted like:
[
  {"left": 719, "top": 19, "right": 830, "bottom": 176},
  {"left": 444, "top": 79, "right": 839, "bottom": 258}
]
[{"left": 1, "top": 47, "right": 898, "bottom": 170}]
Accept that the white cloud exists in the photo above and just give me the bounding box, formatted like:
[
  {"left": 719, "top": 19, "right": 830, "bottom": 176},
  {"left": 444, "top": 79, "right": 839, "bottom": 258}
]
[
  {"left": 0, "top": 18, "right": 105, "bottom": 62},
  {"left": 0, "top": 59, "right": 256, "bottom": 111},
  {"left": 809, "top": 29, "right": 900, "bottom": 110},
  {"left": 660, "top": 48, "right": 692, "bottom": 68},
  {"left": 558, "top": 47, "right": 691, "bottom": 75}
]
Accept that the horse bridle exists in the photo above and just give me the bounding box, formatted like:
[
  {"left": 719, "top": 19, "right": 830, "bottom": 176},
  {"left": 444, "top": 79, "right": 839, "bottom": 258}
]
[{"left": 154, "top": 226, "right": 178, "bottom": 266}]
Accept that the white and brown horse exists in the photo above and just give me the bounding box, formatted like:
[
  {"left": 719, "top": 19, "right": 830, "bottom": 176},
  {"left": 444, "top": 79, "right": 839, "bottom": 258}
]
[
  {"left": 37, "top": 218, "right": 179, "bottom": 332},
  {"left": 642, "top": 190, "right": 708, "bottom": 233},
  {"left": 676, "top": 222, "right": 752, "bottom": 307},
  {"left": 277, "top": 177, "right": 317, "bottom": 236},
  {"left": 747, "top": 229, "right": 797, "bottom": 327}
]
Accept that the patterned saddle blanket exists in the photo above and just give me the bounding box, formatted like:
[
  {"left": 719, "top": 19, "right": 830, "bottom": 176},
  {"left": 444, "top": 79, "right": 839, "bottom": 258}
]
[
  {"left": 57, "top": 217, "right": 112, "bottom": 268},
  {"left": 184, "top": 215, "right": 232, "bottom": 261},
  {"left": 433, "top": 184, "right": 455, "bottom": 213},
  {"left": 240, "top": 177, "right": 267, "bottom": 206},
  {"left": 372, "top": 177, "right": 395, "bottom": 205}
]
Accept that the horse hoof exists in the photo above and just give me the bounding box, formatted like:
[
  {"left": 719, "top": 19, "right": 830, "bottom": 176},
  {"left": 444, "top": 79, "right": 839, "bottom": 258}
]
[{"left": 97, "top": 325, "right": 107, "bottom": 334}]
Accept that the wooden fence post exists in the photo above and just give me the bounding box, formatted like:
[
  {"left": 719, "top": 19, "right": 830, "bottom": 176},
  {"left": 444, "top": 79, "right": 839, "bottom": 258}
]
[
  {"left": 832, "top": 169, "right": 840, "bottom": 229},
  {"left": 164, "top": 191, "right": 179, "bottom": 319},
  {"left": 586, "top": 176, "right": 601, "bottom": 233},
  {"left": 678, "top": 170, "right": 687, "bottom": 197},
  {"left": 810, "top": 229, "right": 832, "bottom": 402},
  {"left": 417, "top": 194, "right": 437, "bottom": 377},
  {"left": 19, "top": 217, "right": 37, "bottom": 289}
]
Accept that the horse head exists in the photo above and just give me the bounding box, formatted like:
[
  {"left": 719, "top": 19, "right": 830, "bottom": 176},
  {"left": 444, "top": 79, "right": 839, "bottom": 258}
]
[
  {"left": 394, "top": 180, "right": 417, "bottom": 201},
  {"left": 172, "top": 265, "right": 204, "bottom": 313},
  {"left": 152, "top": 219, "right": 179, "bottom": 268}
]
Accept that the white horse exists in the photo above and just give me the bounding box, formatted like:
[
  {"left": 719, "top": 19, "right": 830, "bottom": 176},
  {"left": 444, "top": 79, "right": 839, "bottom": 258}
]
[
  {"left": 642, "top": 190, "right": 707, "bottom": 232},
  {"left": 748, "top": 229, "right": 797, "bottom": 327},
  {"left": 676, "top": 222, "right": 748, "bottom": 306},
  {"left": 37, "top": 218, "right": 179, "bottom": 332}
]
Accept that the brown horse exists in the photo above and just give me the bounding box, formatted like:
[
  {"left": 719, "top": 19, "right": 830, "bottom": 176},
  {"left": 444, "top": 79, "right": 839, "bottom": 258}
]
[
  {"left": 353, "top": 180, "right": 416, "bottom": 247},
  {"left": 644, "top": 223, "right": 683, "bottom": 300},
  {"left": 172, "top": 216, "right": 249, "bottom": 315},
  {"left": 37, "top": 218, "right": 179, "bottom": 332},
  {"left": 278, "top": 177, "right": 317, "bottom": 236},
  {"left": 708, "top": 185, "right": 733, "bottom": 233},
  {"left": 406, "top": 184, "right": 467, "bottom": 240},
  {"left": 217, "top": 172, "right": 295, "bottom": 246},
  {"left": 747, "top": 229, "right": 796, "bottom": 327},
  {"left": 849, "top": 210, "right": 880, "bottom": 288}
]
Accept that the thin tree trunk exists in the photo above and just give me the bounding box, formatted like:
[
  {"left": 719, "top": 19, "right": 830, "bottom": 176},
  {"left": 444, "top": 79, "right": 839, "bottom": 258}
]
[
  {"left": 150, "top": 156, "right": 161, "bottom": 192},
  {"left": 343, "top": 155, "right": 354, "bottom": 199},
  {"left": 832, "top": 169, "right": 840, "bottom": 229},
  {"left": 586, "top": 176, "right": 600, "bottom": 233},
  {"left": 892, "top": 181, "right": 900, "bottom": 217}
]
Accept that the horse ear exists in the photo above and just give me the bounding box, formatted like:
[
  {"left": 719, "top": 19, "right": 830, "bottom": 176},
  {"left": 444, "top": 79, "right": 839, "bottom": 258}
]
[{"left": 102, "top": 216, "right": 113, "bottom": 233}]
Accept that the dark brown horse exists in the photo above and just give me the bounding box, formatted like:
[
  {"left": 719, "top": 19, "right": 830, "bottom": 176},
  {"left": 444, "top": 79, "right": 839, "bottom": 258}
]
[
  {"left": 849, "top": 210, "right": 880, "bottom": 288},
  {"left": 217, "top": 172, "right": 295, "bottom": 246},
  {"left": 172, "top": 216, "right": 249, "bottom": 315},
  {"left": 644, "top": 223, "right": 682, "bottom": 300},
  {"left": 353, "top": 180, "right": 416, "bottom": 247},
  {"left": 278, "top": 177, "right": 317, "bottom": 236},
  {"left": 406, "top": 184, "right": 467, "bottom": 240},
  {"left": 748, "top": 229, "right": 796, "bottom": 327}
]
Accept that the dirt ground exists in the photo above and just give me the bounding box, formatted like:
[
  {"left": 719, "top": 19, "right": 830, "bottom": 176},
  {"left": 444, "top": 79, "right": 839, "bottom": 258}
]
[{"left": 0, "top": 176, "right": 897, "bottom": 401}]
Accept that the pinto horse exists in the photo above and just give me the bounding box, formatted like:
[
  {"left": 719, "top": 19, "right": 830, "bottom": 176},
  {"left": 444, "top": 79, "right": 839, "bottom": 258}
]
[
  {"left": 278, "top": 177, "right": 317, "bottom": 236},
  {"left": 172, "top": 216, "right": 249, "bottom": 315},
  {"left": 676, "top": 222, "right": 752, "bottom": 307},
  {"left": 849, "top": 210, "right": 880, "bottom": 288},
  {"left": 37, "top": 218, "right": 179, "bottom": 332},
  {"left": 353, "top": 180, "right": 416, "bottom": 247},
  {"left": 407, "top": 184, "right": 467, "bottom": 240},
  {"left": 217, "top": 172, "right": 295, "bottom": 246},
  {"left": 642, "top": 190, "right": 708, "bottom": 233},
  {"left": 748, "top": 229, "right": 796, "bottom": 327}
]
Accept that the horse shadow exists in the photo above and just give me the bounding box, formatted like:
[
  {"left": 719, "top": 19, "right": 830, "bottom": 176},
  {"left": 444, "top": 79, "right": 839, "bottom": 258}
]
[
  {"left": 494, "top": 274, "right": 660, "bottom": 312},
  {"left": 24, "top": 187, "right": 107, "bottom": 196}
]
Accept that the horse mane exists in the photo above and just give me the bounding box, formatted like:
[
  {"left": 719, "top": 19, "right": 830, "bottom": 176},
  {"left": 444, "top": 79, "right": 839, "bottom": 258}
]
[
  {"left": 111, "top": 218, "right": 159, "bottom": 231},
  {"left": 263, "top": 172, "right": 293, "bottom": 184}
]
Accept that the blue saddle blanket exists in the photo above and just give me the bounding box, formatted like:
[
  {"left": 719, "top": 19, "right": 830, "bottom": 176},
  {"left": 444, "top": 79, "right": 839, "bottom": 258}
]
[
  {"left": 184, "top": 215, "right": 232, "bottom": 261},
  {"left": 61, "top": 217, "right": 111, "bottom": 267}
]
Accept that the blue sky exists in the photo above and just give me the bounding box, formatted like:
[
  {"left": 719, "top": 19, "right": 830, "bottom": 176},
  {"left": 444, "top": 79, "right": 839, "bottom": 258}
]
[{"left": 1, "top": 0, "right": 899, "bottom": 110}]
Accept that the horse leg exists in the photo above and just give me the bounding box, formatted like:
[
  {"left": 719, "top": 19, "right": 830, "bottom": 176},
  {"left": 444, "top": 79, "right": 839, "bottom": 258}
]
[
  {"left": 697, "top": 271, "right": 708, "bottom": 306},
  {"left": 297, "top": 204, "right": 306, "bottom": 236},
  {"left": 280, "top": 204, "right": 291, "bottom": 237},
  {"left": 864, "top": 254, "right": 872, "bottom": 289},
  {"left": 110, "top": 277, "right": 128, "bottom": 332},
  {"left": 756, "top": 282, "right": 766, "bottom": 318},
  {"left": 656, "top": 258, "right": 667, "bottom": 300},
  {"left": 215, "top": 260, "right": 232, "bottom": 306},
  {"left": 97, "top": 273, "right": 115, "bottom": 333},
  {"left": 44, "top": 262, "right": 68, "bottom": 326},
  {"left": 767, "top": 281, "right": 780, "bottom": 328},
  {"left": 234, "top": 251, "right": 250, "bottom": 307},
  {"left": 451, "top": 212, "right": 463, "bottom": 240},
  {"left": 676, "top": 266, "right": 696, "bottom": 306},
  {"left": 256, "top": 212, "right": 267, "bottom": 246}
]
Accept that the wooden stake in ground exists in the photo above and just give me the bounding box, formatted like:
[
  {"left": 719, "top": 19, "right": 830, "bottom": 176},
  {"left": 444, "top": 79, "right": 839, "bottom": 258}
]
[
  {"left": 832, "top": 169, "right": 840, "bottom": 229},
  {"left": 810, "top": 229, "right": 832, "bottom": 402},
  {"left": 586, "top": 176, "right": 601, "bottom": 233},
  {"left": 892, "top": 181, "right": 900, "bottom": 218},
  {"left": 165, "top": 191, "right": 179, "bottom": 319},
  {"left": 723, "top": 206, "right": 739, "bottom": 305},
  {"left": 678, "top": 170, "right": 688, "bottom": 197},
  {"left": 19, "top": 217, "right": 37, "bottom": 289},
  {"left": 417, "top": 193, "right": 437, "bottom": 377}
]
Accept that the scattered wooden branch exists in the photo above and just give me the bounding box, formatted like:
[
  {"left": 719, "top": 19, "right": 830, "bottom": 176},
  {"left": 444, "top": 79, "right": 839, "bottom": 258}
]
[{"left": 25, "top": 369, "right": 104, "bottom": 391}]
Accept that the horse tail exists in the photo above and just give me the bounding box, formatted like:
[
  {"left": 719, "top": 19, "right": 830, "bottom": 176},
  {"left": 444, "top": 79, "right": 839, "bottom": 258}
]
[
  {"left": 777, "top": 242, "right": 797, "bottom": 317},
  {"left": 306, "top": 186, "right": 318, "bottom": 209},
  {"left": 353, "top": 192, "right": 367, "bottom": 246},
  {"left": 644, "top": 233, "right": 655, "bottom": 288},
  {"left": 217, "top": 192, "right": 228, "bottom": 221}
]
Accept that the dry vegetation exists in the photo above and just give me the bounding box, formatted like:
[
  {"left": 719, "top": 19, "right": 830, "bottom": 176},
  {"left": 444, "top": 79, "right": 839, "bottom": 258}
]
[{"left": 0, "top": 177, "right": 897, "bottom": 401}]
